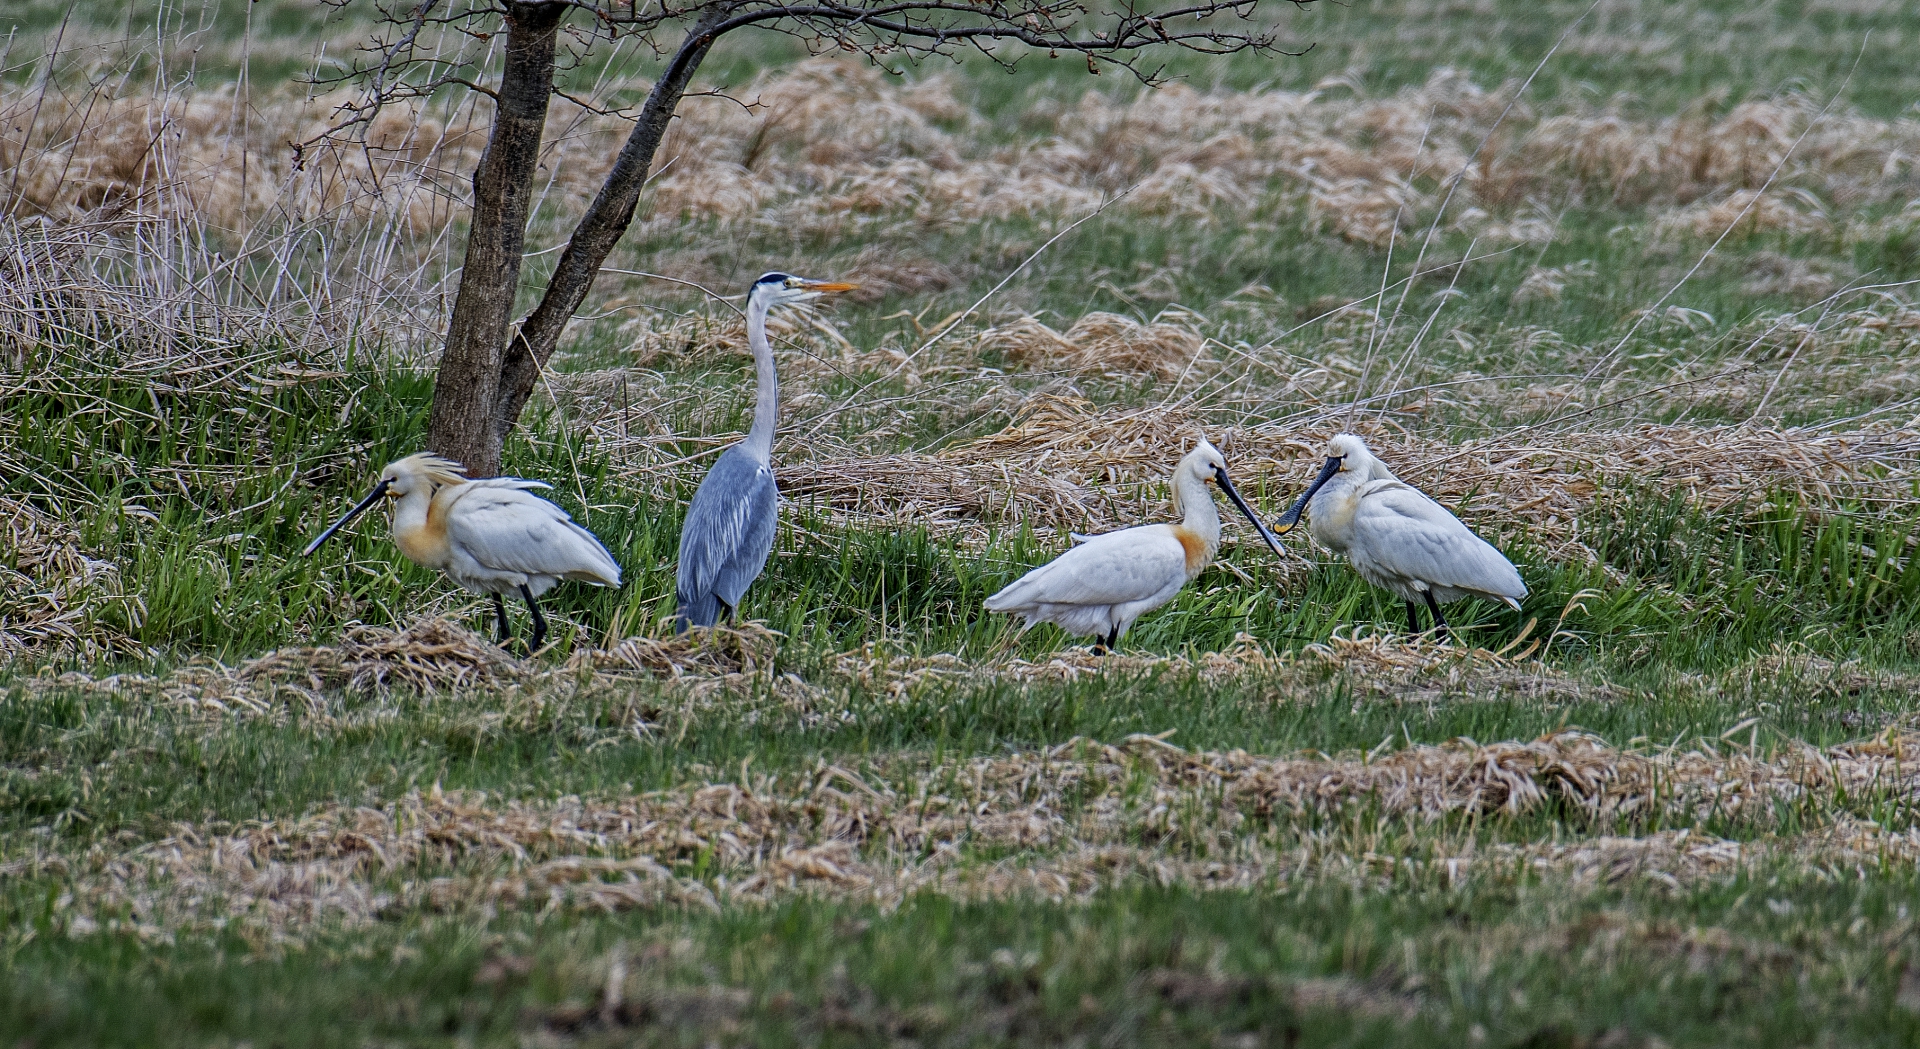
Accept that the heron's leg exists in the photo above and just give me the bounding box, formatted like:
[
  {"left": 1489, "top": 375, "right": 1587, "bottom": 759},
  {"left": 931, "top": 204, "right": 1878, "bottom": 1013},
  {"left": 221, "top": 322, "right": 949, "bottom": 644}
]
[
  {"left": 720, "top": 600, "right": 736, "bottom": 626},
  {"left": 1421, "top": 590, "right": 1455, "bottom": 644},
  {"left": 1406, "top": 600, "right": 1421, "bottom": 635},
  {"left": 520, "top": 584, "right": 549, "bottom": 652},
  {"left": 492, "top": 593, "right": 512, "bottom": 645}
]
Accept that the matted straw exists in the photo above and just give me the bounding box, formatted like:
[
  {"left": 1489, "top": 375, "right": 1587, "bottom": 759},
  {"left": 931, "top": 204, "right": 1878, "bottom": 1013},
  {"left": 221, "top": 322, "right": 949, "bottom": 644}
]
[{"left": 31, "top": 720, "right": 1920, "bottom": 942}]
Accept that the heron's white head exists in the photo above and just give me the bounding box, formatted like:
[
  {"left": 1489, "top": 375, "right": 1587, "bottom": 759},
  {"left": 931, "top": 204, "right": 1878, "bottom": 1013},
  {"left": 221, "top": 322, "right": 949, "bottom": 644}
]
[{"left": 749, "top": 272, "right": 858, "bottom": 309}]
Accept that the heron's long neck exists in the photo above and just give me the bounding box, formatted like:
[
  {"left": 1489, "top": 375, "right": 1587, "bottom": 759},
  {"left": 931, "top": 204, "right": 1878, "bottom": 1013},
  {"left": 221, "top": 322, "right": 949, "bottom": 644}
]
[{"left": 744, "top": 295, "right": 778, "bottom": 463}]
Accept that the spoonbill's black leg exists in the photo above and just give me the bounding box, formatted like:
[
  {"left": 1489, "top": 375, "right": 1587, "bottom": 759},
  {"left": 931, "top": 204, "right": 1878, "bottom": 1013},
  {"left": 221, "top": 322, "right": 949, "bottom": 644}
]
[
  {"left": 1406, "top": 600, "right": 1422, "bottom": 635},
  {"left": 1102, "top": 626, "right": 1120, "bottom": 653},
  {"left": 1421, "top": 590, "right": 1455, "bottom": 645},
  {"left": 520, "top": 584, "right": 549, "bottom": 652},
  {"left": 493, "top": 593, "right": 512, "bottom": 645}
]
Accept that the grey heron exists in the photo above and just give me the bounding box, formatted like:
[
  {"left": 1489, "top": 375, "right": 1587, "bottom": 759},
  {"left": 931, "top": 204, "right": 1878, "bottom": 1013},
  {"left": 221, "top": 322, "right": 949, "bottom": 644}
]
[
  {"left": 674, "top": 272, "right": 856, "bottom": 630},
  {"left": 302, "top": 452, "right": 622, "bottom": 651},
  {"left": 984, "top": 437, "right": 1284, "bottom": 651},
  {"left": 1271, "top": 433, "right": 1525, "bottom": 640}
]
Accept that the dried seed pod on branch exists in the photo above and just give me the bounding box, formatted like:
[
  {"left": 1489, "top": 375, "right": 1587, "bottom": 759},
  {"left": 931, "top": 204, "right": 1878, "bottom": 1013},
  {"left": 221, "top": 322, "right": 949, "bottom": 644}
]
[{"left": 311, "top": 0, "right": 1305, "bottom": 478}]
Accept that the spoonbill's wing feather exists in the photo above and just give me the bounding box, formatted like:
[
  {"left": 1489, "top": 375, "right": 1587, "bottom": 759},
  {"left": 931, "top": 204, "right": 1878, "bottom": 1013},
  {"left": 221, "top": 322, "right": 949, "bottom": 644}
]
[
  {"left": 444, "top": 482, "right": 622, "bottom": 585},
  {"left": 986, "top": 526, "right": 1187, "bottom": 611},
  {"left": 677, "top": 447, "right": 779, "bottom": 616},
  {"left": 1354, "top": 486, "right": 1525, "bottom": 600}
]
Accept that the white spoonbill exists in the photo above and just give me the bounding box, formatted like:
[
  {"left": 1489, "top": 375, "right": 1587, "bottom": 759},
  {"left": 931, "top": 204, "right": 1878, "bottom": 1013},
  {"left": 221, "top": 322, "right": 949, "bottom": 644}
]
[
  {"left": 1270, "top": 433, "right": 1524, "bottom": 639},
  {"left": 984, "top": 438, "right": 1284, "bottom": 651},
  {"left": 675, "top": 272, "right": 856, "bottom": 630},
  {"left": 301, "top": 453, "right": 622, "bottom": 651}
]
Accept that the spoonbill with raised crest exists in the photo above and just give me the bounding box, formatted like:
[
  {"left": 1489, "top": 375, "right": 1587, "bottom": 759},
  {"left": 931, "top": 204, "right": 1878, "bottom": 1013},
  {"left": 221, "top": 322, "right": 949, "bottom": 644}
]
[{"left": 301, "top": 453, "right": 622, "bottom": 651}]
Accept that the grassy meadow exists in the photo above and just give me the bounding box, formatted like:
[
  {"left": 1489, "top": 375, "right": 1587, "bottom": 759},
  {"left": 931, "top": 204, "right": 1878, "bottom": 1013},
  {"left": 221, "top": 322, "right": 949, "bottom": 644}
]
[{"left": 5, "top": 0, "right": 1920, "bottom": 1044}]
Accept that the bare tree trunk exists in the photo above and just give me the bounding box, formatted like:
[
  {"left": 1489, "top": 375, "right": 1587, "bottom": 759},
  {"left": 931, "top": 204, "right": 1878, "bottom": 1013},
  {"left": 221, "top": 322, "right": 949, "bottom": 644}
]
[
  {"left": 487, "top": 4, "right": 732, "bottom": 446},
  {"left": 427, "top": 0, "right": 566, "bottom": 479}
]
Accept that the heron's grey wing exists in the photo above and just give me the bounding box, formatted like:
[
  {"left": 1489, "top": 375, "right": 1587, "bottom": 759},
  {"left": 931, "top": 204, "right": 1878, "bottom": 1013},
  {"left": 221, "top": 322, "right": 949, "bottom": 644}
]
[
  {"left": 1356, "top": 486, "right": 1525, "bottom": 600},
  {"left": 677, "top": 447, "right": 779, "bottom": 608},
  {"left": 444, "top": 483, "right": 622, "bottom": 585},
  {"left": 986, "top": 526, "right": 1188, "bottom": 610}
]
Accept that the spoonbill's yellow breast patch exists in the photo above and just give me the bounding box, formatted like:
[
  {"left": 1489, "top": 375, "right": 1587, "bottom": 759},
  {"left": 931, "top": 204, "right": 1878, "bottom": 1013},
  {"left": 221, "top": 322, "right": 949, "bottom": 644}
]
[
  {"left": 392, "top": 518, "right": 447, "bottom": 567},
  {"left": 391, "top": 490, "right": 454, "bottom": 568},
  {"left": 1171, "top": 525, "right": 1211, "bottom": 574},
  {"left": 1314, "top": 488, "right": 1364, "bottom": 552}
]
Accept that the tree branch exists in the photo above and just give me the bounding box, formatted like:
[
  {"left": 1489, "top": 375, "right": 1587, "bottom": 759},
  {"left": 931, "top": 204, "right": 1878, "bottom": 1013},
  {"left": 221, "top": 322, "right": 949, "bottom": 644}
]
[{"left": 489, "top": 1, "right": 733, "bottom": 442}]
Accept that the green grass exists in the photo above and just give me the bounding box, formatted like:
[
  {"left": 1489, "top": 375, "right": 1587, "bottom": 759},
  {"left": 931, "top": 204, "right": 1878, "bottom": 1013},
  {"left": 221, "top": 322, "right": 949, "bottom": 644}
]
[
  {"left": 14, "top": 0, "right": 1920, "bottom": 118},
  {"left": 6, "top": 635, "right": 1909, "bottom": 840},
  {"left": 6, "top": 875, "right": 1919, "bottom": 1047},
  {"left": 8, "top": 0, "right": 1920, "bottom": 1043}
]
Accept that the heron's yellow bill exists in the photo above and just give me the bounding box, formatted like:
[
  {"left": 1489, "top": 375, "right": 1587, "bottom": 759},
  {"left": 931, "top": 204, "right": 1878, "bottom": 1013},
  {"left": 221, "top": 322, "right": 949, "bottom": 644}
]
[{"left": 802, "top": 280, "right": 859, "bottom": 293}]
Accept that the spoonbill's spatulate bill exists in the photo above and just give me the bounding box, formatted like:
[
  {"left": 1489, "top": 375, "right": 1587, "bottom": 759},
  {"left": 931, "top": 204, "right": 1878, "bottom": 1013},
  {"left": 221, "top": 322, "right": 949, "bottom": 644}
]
[
  {"left": 1271, "top": 433, "right": 1525, "bottom": 639},
  {"left": 674, "top": 273, "right": 856, "bottom": 631},
  {"left": 985, "top": 438, "right": 1283, "bottom": 651},
  {"left": 301, "top": 453, "right": 622, "bottom": 651}
]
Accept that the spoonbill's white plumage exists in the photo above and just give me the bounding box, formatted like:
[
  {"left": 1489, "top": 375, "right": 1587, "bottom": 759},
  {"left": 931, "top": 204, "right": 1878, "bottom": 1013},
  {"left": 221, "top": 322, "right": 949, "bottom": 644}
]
[
  {"left": 984, "top": 438, "right": 1283, "bottom": 651},
  {"left": 1271, "top": 433, "right": 1524, "bottom": 638},
  {"left": 675, "top": 272, "right": 856, "bottom": 631},
  {"left": 301, "top": 453, "right": 621, "bottom": 651}
]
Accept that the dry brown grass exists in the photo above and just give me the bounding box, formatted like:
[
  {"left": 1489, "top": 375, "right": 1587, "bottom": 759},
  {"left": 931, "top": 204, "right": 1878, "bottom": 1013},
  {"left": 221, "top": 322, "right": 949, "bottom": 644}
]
[
  {"left": 0, "top": 494, "right": 140, "bottom": 658},
  {"left": 20, "top": 607, "right": 1621, "bottom": 766},
  {"left": 759, "top": 397, "right": 1920, "bottom": 560},
  {"left": 0, "top": 83, "right": 485, "bottom": 232},
  {"left": 241, "top": 618, "right": 525, "bottom": 696},
  {"left": 981, "top": 310, "right": 1207, "bottom": 380},
  {"left": 8, "top": 55, "right": 1920, "bottom": 658},
  {"left": 631, "top": 62, "right": 1920, "bottom": 248},
  {"left": 829, "top": 629, "right": 1552, "bottom": 699},
  {"left": 10, "top": 58, "right": 1917, "bottom": 265},
  {"left": 25, "top": 722, "right": 1917, "bottom": 942}
]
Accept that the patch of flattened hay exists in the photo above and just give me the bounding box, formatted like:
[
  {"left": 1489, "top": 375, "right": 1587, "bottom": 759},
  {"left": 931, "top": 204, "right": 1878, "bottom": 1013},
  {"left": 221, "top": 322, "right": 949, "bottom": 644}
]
[
  {"left": 240, "top": 618, "right": 525, "bottom": 696},
  {"left": 782, "top": 398, "right": 1919, "bottom": 555},
  {"left": 833, "top": 630, "right": 1540, "bottom": 696},
  {"left": 42, "top": 727, "right": 1920, "bottom": 941},
  {"left": 581, "top": 622, "right": 785, "bottom": 679},
  {"left": 981, "top": 311, "right": 1207, "bottom": 380},
  {"left": 780, "top": 453, "right": 1113, "bottom": 531},
  {"left": 0, "top": 494, "right": 142, "bottom": 658}
]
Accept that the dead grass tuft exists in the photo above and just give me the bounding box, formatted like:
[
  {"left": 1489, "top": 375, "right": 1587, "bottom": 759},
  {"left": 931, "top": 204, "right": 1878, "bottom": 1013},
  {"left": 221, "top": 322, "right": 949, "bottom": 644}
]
[
  {"left": 240, "top": 618, "right": 525, "bottom": 696},
  {"left": 40, "top": 724, "right": 1920, "bottom": 942},
  {"left": 0, "top": 495, "right": 142, "bottom": 657},
  {"left": 983, "top": 311, "right": 1207, "bottom": 380},
  {"left": 1513, "top": 260, "right": 1598, "bottom": 303},
  {"left": 820, "top": 399, "right": 1920, "bottom": 554},
  {"left": 581, "top": 623, "right": 785, "bottom": 679},
  {"left": 779, "top": 450, "right": 1114, "bottom": 532},
  {"left": 1656, "top": 188, "right": 1831, "bottom": 239}
]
